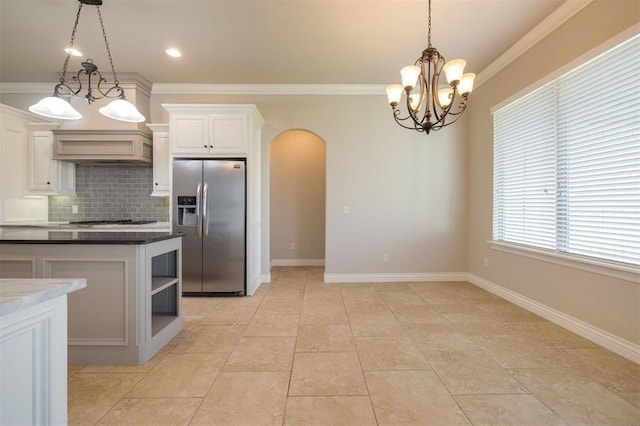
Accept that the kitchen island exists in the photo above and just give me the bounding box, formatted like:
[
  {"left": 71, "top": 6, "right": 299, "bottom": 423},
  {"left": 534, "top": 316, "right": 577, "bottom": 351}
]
[{"left": 0, "top": 229, "right": 183, "bottom": 365}]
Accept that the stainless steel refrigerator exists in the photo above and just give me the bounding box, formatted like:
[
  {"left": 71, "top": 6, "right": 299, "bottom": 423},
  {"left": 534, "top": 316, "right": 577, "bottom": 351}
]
[{"left": 173, "top": 159, "right": 246, "bottom": 295}]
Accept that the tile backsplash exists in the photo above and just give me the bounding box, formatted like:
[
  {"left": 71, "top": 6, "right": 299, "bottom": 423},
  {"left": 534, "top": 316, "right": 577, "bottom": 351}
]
[{"left": 49, "top": 165, "right": 169, "bottom": 222}]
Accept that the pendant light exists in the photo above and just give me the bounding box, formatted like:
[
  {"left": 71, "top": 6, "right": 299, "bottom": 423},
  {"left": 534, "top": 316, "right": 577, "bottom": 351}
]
[{"left": 29, "top": 0, "right": 145, "bottom": 123}]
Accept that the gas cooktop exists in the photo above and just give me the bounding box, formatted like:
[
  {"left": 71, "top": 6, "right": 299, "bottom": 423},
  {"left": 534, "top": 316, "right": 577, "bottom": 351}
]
[{"left": 68, "top": 219, "right": 157, "bottom": 226}]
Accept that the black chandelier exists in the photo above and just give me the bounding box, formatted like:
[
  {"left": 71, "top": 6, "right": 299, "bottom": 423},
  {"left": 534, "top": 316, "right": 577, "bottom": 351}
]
[
  {"left": 386, "top": 0, "right": 474, "bottom": 134},
  {"left": 29, "top": 0, "right": 144, "bottom": 123}
]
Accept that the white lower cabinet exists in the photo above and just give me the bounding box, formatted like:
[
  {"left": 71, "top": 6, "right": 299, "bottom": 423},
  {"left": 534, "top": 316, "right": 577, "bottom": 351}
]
[{"left": 0, "top": 290, "right": 69, "bottom": 425}]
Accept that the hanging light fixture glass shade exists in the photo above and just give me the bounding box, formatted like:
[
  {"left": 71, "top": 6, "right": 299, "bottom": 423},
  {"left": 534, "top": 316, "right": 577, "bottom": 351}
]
[
  {"left": 29, "top": 95, "right": 83, "bottom": 120},
  {"left": 29, "top": 0, "right": 145, "bottom": 123},
  {"left": 386, "top": 0, "right": 474, "bottom": 134},
  {"left": 99, "top": 98, "right": 145, "bottom": 123}
]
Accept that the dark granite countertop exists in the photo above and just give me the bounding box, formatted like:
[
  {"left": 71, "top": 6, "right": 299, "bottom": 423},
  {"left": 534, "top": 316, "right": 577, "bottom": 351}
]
[{"left": 0, "top": 229, "right": 183, "bottom": 245}]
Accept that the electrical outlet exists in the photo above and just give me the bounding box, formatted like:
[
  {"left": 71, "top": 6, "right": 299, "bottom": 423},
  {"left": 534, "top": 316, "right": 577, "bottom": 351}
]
[
  {"left": 72, "top": 205, "right": 78, "bottom": 214},
  {"left": 483, "top": 257, "right": 489, "bottom": 267},
  {"left": 290, "top": 242, "right": 295, "bottom": 250},
  {"left": 383, "top": 253, "right": 389, "bottom": 262},
  {"left": 343, "top": 206, "right": 349, "bottom": 215}
]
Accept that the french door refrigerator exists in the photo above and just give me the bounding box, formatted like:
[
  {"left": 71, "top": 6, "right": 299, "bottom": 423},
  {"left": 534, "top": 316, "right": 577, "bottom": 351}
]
[{"left": 173, "top": 159, "right": 246, "bottom": 295}]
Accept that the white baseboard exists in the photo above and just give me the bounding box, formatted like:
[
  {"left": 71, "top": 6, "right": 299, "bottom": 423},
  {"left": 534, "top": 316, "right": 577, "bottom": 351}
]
[
  {"left": 323, "top": 272, "right": 467, "bottom": 283},
  {"left": 246, "top": 274, "right": 271, "bottom": 296},
  {"left": 271, "top": 259, "right": 325, "bottom": 267},
  {"left": 466, "top": 273, "right": 640, "bottom": 364}
]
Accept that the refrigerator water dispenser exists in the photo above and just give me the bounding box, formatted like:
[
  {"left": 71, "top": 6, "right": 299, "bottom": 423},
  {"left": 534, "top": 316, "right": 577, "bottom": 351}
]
[{"left": 177, "top": 196, "right": 197, "bottom": 226}]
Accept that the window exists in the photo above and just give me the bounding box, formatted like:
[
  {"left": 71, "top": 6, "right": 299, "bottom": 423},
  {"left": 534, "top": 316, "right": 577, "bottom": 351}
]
[{"left": 493, "top": 34, "right": 640, "bottom": 268}]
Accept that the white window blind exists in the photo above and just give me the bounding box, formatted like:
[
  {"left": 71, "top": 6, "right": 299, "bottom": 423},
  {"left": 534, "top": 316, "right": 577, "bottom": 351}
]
[{"left": 493, "top": 34, "right": 640, "bottom": 267}]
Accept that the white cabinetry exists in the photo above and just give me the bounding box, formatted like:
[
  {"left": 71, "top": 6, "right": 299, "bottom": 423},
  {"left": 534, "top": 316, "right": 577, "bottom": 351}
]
[
  {"left": 170, "top": 114, "right": 209, "bottom": 155},
  {"left": 209, "top": 113, "right": 248, "bottom": 154},
  {"left": 147, "top": 124, "right": 170, "bottom": 197},
  {"left": 166, "top": 106, "right": 250, "bottom": 156},
  {"left": 0, "top": 104, "right": 47, "bottom": 223},
  {"left": 0, "top": 278, "right": 86, "bottom": 426},
  {"left": 25, "top": 123, "right": 76, "bottom": 196}
]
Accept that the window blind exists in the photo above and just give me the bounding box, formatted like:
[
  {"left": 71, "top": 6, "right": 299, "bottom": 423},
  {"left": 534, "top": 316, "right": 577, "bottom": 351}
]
[{"left": 493, "top": 34, "right": 640, "bottom": 267}]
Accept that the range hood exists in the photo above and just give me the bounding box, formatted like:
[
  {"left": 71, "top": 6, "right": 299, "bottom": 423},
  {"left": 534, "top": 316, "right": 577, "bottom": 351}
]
[
  {"left": 50, "top": 73, "right": 153, "bottom": 165},
  {"left": 53, "top": 129, "right": 152, "bottom": 165}
]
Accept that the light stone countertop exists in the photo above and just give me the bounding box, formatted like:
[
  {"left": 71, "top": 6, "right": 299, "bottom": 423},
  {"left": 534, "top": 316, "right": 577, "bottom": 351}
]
[{"left": 0, "top": 278, "right": 87, "bottom": 316}]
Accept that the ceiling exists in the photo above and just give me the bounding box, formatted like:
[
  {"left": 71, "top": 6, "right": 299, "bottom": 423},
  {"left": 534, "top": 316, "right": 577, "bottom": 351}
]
[{"left": 0, "top": 0, "right": 565, "bottom": 86}]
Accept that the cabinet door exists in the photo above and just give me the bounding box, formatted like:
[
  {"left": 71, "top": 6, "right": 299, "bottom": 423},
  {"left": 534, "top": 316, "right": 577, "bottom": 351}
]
[
  {"left": 25, "top": 131, "right": 76, "bottom": 196},
  {"left": 209, "top": 114, "right": 248, "bottom": 154},
  {"left": 152, "top": 132, "right": 170, "bottom": 197},
  {"left": 0, "top": 107, "right": 48, "bottom": 223},
  {"left": 171, "top": 115, "right": 210, "bottom": 155},
  {"left": 26, "top": 131, "right": 57, "bottom": 195},
  {"left": 0, "top": 296, "right": 68, "bottom": 426}
]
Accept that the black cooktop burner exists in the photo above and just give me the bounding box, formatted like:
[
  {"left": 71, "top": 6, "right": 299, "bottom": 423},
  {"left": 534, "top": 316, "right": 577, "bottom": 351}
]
[{"left": 68, "top": 219, "right": 157, "bottom": 225}]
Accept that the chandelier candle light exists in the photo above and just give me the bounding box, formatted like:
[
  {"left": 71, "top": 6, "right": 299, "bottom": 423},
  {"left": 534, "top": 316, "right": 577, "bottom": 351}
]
[
  {"left": 29, "top": 0, "right": 145, "bottom": 123},
  {"left": 386, "top": 0, "right": 474, "bottom": 134}
]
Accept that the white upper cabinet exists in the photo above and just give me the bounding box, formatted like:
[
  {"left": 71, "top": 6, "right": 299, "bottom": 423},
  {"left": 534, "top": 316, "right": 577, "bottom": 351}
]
[
  {"left": 169, "top": 114, "right": 209, "bottom": 155},
  {"left": 28, "top": 130, "right": 56, "bottom": 192},
  {"left": 209, "top": 114, "right": 247, "bottom": 154},
  {"left": 147, "top": 124, "right": 170, "bottom": 197},
  {"left": 164, "top": 105, "right": 259, "bottom": 157},
  {"left": 25, "top": 124, "right": 76, "bottom": 196},
  {"left": 0, "top": 105, "right": 48, "bottom": 223}
]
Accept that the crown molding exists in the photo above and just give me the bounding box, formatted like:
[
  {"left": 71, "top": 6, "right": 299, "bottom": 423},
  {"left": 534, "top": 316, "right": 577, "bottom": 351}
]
[
  {"left": 0, "top": 82, "right": 53, "bottom": 94},
  {"left": 475, "top": 0, "right": 594, "bottom": 88},
  {"left": 152, "top": 83, "right": 386, "bottom": 96},
  {"left": 1, "top": 82, "right": 386, "bottom": 96}
]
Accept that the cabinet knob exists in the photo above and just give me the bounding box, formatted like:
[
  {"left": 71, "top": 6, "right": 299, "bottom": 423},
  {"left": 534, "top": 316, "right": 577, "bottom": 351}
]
[
  {"left": 155, "top": 182, "right": 158, "bottom": 186},
  {"left": 204, "top": 145, "right": 207, "bottom": 148},
  {"left": 46, "top": 181, "right": 50, "bottom": 185}
]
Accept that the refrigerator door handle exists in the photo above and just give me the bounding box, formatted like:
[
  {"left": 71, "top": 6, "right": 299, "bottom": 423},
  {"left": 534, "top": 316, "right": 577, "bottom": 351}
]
[
  {"left": 203, "top": 181, "right": 210, "bottom": 237},
  {"left": 196, "top": 182, "right": 202, "bottom": 239}
]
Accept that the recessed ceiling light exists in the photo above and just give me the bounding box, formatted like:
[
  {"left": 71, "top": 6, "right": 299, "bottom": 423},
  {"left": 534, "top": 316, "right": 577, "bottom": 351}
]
[
  {"left": 166, "top": 48, "right": 182, "bottom": 58},
  {"left": 64, "top": 47, "right": 82, "bottom": 56}
]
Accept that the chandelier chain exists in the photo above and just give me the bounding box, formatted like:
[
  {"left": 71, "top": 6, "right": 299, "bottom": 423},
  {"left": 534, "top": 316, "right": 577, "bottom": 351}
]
[
  {"left": 427, "top": 0, "right": 432, "bottom": 48},
  {"left": 61, "top": 2, "right": 84, "bottom": 83},
  {"left": 96, "top": 5, "right": 119, "bottom": 85}
]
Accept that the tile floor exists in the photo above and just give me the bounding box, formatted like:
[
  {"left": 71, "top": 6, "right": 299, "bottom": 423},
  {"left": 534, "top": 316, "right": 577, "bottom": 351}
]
[{"left": 68, "top": 266, "right": 640, "bottom": 425}]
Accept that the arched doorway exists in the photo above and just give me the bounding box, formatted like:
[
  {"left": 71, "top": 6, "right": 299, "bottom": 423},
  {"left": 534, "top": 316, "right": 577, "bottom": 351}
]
[{"left": 269, "top": 130, "right": 326, "bottom": 271}]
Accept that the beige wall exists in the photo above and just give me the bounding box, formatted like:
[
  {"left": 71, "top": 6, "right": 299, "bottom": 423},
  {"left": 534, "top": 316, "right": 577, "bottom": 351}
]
[
  {"left": 269, "top": 130, "right": 326, "bottom": 262},
  {"left": 143, "top": 93, "right": 468, "bottom": 276},
  {"left": 466, "top": 0, "right": 640, "bottom": 344}
]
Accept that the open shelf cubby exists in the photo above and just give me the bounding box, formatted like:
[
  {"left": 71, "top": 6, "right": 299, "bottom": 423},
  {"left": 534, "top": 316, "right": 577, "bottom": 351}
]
[{"left": 151, "top": 249, "right": 179, "bottom": 337}]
